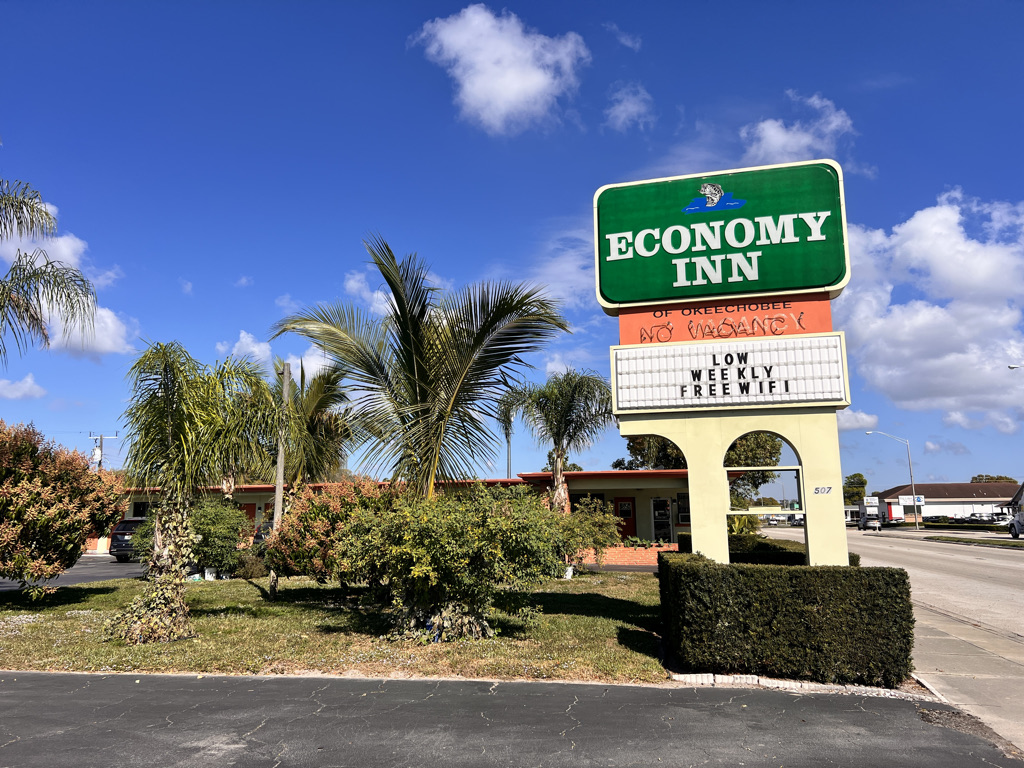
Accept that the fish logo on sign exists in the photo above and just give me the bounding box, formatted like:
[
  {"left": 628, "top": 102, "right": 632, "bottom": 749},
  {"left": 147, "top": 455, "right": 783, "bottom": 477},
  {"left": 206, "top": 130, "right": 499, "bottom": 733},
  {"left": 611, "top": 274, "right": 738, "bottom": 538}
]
[{"left": 683, "top": 182, "right": 746, "bottom": 214}]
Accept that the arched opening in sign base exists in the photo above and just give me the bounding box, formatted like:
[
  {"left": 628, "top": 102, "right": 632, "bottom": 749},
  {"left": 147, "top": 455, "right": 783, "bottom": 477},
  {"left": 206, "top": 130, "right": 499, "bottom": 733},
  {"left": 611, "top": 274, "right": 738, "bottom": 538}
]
[
  {"left": 724, "top": 430, "right": 804, "bottom": 547},
  {"left": 611, "top": 434, "right": 691, "bottom": 542}
]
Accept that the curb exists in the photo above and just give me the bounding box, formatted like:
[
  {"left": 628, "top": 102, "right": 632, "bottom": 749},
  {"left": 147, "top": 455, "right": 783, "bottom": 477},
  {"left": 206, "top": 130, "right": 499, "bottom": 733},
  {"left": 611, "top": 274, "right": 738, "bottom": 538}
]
[{"left": 670, "top": 672, "right": 940, "bottom": 702}]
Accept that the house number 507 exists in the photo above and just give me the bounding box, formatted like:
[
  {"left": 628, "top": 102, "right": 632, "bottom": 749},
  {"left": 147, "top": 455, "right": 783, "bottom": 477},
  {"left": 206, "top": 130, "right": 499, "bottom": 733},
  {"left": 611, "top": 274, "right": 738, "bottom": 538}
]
[{"left": 813, "top": 487, "right": 832, "bottom": 494}]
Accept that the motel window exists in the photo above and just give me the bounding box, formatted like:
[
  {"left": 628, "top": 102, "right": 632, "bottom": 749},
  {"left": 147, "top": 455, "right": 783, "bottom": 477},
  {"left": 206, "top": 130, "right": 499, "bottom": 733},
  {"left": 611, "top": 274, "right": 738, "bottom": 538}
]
[
  {"left": 569, "top": 493, "right": 605, "bottom": 512},
  {"left": 130, "top": 501, "right": 151, "bottom": 519},
  {"left": 676, "top": 493, "right": 691, "bottom": 525}
]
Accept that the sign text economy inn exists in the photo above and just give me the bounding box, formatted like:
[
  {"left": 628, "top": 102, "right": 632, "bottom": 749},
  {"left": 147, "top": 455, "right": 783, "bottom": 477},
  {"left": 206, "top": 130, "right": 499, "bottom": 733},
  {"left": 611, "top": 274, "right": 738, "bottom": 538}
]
[{"left": 594, "top": 160, "right": 850, "bottom": 313}]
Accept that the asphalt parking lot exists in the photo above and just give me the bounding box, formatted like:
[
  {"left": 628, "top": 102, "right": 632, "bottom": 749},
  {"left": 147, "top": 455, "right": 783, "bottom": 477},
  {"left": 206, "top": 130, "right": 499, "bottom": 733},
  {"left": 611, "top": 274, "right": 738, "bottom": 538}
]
[{"left": 0, "top": 554, "right": 144, "bottom": 592}]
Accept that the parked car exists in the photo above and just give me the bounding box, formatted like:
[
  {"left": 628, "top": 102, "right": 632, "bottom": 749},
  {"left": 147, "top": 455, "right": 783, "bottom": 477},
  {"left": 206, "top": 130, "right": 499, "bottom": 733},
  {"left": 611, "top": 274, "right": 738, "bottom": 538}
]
[
  {"left": 252, "top": 521, "right": 273, "bottom": 545},
  {"left": 108, "top": 520, "right": 141, "bottom": 562},
  {"left": 864, "top": 519, "right": 881, "bottom": 531}
]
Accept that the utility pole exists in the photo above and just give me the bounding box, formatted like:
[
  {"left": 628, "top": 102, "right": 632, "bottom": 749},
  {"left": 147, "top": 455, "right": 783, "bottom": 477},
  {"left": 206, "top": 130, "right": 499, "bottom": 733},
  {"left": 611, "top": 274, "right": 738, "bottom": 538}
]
[
  {"left": 269, "top": 362, "right": 291, "bottom": 601},
  {"left": 89, "top": 431, "right": 119, "bottom": 470}
]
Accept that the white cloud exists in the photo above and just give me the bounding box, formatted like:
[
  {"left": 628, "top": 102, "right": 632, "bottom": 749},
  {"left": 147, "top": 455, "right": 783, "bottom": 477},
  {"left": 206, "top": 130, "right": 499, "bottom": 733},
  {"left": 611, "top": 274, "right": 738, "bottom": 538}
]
[
  {"left": 545, "top": 353, "right": 569, "bottom": 376},
  {"left": 603, "top": 22, "right": 641, "bottom": 52},
  {"left": 52, "top": 306, "right": 135, "bottom": 358},
  {"left": 740, "top": 91, "right": 857, "bottom": 166},
  {"left": 0, "top": 232, "right": 88, "bottom": 270},
  {"left": 642, "top": 120, "right": 738, "bottom": 179},
  {"left": 234, "top": 276, "right": 254, "bottom": 288},
  {"left": 604, "top": 82, "right": 655, "bottom": 133},
  {"left": 524, "top": 224, "right": 594, "bottom": 310},
  {"left": 87, "top": 265, "right": 123, "bottom": 289},
  {"left": 285, "top": 344, "right": 331, "bottom": 380},
  {"left": 834, "top": 191, "right": 1024, "bottom": 432},
  {"left": 415, "top": 4, "right": 590, "bottom": 136},
  {"left": 344, "top": 270, "right": 393, "bottom": 315},
  {"left": 216, "top": 330, "right": 271, "bottom": 364},
  {"left": 0, "top": 373, "right": 46, "bottom": 399},
  {"left": 180, "top": 279, "right": 193, "bottom": 295},
  {"left": 836, "top": 409, "right": 878, "bottom": 431},
  {"left": 923, "top": 439, "right": 970, "bottom": 455},
  {"left": 275, "top": 293, "right": 300, "bottom": 314}
]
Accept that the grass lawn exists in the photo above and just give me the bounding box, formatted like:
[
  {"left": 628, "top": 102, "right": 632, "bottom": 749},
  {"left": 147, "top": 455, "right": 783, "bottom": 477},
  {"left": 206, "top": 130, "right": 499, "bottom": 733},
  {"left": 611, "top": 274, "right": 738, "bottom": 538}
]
[
  {"left": 0, "top": 571, "right": 668, "bottom": 683},
  {"left": 923, "top": 536, "right": 1024, "bottom": 550}
]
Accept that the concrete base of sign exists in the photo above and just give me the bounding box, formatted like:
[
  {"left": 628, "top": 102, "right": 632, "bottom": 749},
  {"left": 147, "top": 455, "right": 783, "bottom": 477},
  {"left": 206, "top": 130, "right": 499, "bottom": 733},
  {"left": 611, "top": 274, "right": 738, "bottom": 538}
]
[{"left": 617, "top": 406, "right": 849, "bottom": 566}]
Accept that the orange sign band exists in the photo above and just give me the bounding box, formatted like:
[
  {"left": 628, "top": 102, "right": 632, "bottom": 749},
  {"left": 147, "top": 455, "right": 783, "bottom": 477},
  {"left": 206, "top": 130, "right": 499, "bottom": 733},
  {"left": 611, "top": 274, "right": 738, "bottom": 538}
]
[{"left": 618, "top": 293, "right": 833, "bottom": 346}]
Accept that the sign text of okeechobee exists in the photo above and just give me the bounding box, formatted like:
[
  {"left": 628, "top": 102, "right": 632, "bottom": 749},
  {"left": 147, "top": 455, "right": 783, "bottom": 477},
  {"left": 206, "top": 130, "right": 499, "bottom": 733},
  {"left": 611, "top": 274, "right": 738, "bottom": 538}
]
[{"left": 594, "top": 161, "right": 849, "bottom": 311}]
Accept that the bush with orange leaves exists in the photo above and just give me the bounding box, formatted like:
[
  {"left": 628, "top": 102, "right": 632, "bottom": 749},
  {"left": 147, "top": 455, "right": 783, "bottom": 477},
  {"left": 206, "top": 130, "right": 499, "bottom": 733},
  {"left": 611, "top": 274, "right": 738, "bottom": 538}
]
[
  {"left": 0, "top": 420, "right": 127, "bottom": 596},
  {"left": 264, "top": 478, "right": 394, "bottom": 588}
]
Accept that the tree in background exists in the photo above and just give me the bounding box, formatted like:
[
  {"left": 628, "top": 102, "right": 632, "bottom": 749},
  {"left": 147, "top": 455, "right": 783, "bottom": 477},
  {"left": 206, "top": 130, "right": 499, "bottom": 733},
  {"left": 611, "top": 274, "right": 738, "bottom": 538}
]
[
  {"left": 613, "top": 433, "right": 782, "bottom": 507},
  {"left": 273, "top": 360, "right": 355, "bottom": 485},
  {"left": 499, "top": 369, "right": 613, "bottom": 510},
  {"left": 843, "top": 473, "right": 868, "bottom": 505},
  {"left": 106, "top": 342, "right": 274, "bottom": 643},
  {"left": 0, "top": 420, "right": 126, "bottom": 597},
  {"left": 272, "top": 237, "right": 567, "bottom": 498},
  {"left": 971, "top": 474, "right": 1018, "bottom": 483},
  {"left": 542, "top": 449, "right": 582, "bottom": 473},
  {"left": 0, "top": 180, "right": 96, "bottom": 367}
]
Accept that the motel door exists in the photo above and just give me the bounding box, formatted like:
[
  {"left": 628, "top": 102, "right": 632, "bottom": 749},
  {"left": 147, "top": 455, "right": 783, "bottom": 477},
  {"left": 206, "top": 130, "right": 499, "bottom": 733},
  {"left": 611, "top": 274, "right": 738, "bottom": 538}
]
[
  {"left": 652, "top": 498, "right": 673, "bottom": 543},
  {"left": 614, "top": 497, "right": 637, "bottom": 538}
]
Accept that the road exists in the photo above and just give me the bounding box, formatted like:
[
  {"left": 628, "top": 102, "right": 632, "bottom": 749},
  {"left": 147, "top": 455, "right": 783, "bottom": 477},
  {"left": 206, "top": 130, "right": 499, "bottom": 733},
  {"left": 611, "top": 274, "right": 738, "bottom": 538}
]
[
  {"left": 773, "top": 527, "right": 1024, "bottom": 636},
  {"left": 770, "top": 525, "right": 1024, "bottom": 749}
]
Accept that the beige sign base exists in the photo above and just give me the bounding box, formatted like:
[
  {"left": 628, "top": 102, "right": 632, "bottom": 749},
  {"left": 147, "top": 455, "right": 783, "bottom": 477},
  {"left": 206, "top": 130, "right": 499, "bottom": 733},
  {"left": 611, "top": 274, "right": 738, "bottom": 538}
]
[{"left": 617, "top": 406, "right": 849, "bottom": 565}]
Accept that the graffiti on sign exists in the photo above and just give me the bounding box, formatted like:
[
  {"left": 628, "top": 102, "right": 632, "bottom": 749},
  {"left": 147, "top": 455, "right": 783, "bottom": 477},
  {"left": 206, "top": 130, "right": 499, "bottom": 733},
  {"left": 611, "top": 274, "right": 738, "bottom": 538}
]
[{"left": 619, "top": 294, "right": 832, "bottom": 346}]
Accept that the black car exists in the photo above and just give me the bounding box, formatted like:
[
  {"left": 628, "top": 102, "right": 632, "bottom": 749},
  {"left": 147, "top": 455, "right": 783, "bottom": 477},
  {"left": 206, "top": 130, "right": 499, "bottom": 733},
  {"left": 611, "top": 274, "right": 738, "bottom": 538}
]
[
  {"left": 252, "top": 521, "right": 273, "bottom": 545},
  {"left": 108, "top": 520, "right": 141, "bottom": 562}
]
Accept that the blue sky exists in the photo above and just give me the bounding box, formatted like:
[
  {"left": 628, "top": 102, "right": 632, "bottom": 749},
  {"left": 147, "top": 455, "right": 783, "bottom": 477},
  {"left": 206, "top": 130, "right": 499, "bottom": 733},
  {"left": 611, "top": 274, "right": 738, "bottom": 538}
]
[{"left": 2, "top": 1, "right": 1023, "bottom": 495}]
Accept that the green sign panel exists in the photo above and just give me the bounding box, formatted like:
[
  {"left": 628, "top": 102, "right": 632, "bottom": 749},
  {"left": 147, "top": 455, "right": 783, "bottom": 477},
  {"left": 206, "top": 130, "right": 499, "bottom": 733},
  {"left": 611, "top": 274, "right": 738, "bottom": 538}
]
[{"left": 594, "top": 160, "right": 849, "bottom": 312}]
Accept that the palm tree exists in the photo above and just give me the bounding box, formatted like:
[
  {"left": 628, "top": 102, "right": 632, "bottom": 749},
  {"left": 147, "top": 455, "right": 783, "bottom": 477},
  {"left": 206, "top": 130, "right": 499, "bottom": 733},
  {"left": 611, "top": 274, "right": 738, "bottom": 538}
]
[
  {"left": 271, "top": 237, "right": 568, "bottom": 498},
  {"left": 500, "top": 368, "right": 613, "bottom": 510},
  {"left": 274, "top": 360, "right": 355, "bottom": 485},
  {"left": 0, "top": 180, "right": 95, "bottom": 366},
  {"left": 107, "top": 341, "right": 274, "bottom": 643}
]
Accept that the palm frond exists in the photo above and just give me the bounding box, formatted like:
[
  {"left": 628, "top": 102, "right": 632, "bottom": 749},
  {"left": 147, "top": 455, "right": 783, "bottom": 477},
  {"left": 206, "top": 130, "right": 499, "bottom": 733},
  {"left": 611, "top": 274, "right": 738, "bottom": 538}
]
[
  {"left": 0, "top": 250, "right": 96, "bottom": 366},
  {"left": 270, "top": 238, "right": 569, "bottom": 497},
  {"left": 0, "top": 180, "right": 57, "bottom": 240}
]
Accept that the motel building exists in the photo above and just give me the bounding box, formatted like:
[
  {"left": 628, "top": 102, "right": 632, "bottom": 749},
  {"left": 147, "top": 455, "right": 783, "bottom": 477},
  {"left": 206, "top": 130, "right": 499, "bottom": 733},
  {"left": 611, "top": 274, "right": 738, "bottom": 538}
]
[{"left": 90, "top": 470, "right": 754, "bottom": 560}]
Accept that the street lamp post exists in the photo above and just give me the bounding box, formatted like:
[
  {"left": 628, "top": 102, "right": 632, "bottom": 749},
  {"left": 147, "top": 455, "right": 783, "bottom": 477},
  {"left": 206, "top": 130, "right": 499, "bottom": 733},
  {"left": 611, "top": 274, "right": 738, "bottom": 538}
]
[{"left": 865, "top": 430, "right": 920, "bottom": 531}]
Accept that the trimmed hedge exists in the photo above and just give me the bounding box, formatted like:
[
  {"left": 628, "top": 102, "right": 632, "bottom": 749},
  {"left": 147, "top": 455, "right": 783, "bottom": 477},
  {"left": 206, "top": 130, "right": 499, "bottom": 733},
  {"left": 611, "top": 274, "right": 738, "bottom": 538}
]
[
  {"left": 675, "top": 533, "right": 860, "bottom": 567},
  {"left": 658, "top": 552, "right": 913, "bottom": 687}
]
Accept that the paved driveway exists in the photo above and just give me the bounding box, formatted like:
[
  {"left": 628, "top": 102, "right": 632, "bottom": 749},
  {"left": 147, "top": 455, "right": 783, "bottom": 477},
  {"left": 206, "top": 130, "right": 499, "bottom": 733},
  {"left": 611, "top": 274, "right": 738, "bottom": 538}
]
[
  {"left": 0, "top": 554, "right": 144, "bottom": 592},
  {"left": 0, "top": 672, "right": 1017, "bottom": 768}
]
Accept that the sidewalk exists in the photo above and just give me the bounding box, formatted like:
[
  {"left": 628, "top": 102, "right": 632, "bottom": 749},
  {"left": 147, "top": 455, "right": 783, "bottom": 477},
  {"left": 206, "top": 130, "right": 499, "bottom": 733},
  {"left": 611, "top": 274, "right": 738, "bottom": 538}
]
[{"left": 912, "top": 602, "right": 1024, "bottom": 752}]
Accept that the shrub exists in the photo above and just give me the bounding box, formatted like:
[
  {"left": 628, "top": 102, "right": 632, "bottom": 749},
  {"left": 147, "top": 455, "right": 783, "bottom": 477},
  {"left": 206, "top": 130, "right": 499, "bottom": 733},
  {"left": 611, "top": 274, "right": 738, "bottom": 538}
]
[
  {"left": 264, "top": 478, "right": 393, "bottom": 585},
  {"left": 0, "top": 421, "right": 127, "bottom": 596},
  {"left": 232, "top": 547, "right": 269, "bottom": 579},
  {"left": 658, "top": 552, "right": 913, "bottom": 687},
  {"left": 675, "top": 532, "right": 860, "bottom": 567},
  {"left": 266, "top": 482, "right": 567, "bottom": 640},
  {"left": 131, "top": 498, "right": 251, "bottom": 574},
  {"left": 558, "top": 495, "right": 623, "bottom": 568},
  {"left": 727, "top": 514, "right": 762, "bottom": 535}
]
